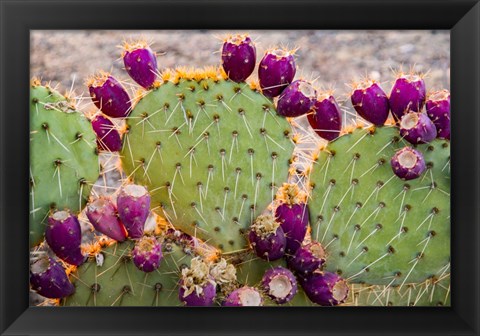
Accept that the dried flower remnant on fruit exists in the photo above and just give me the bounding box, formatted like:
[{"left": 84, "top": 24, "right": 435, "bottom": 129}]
[
  {"left": 210, "top": 258, "right": 237, "bottom": 284},
  {"left": 251, "top": 214, "right": 281, "bottom": 238},
  {"left": 181, "top": 257, "right": 215, "bottom": 297},
  {"left": 276, "top": 183, "right": 307, "bottom": 205}
]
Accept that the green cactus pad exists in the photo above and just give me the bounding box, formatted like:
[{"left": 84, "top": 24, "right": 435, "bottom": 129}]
[
  {"left": 344, "top": 272, "right": 450, "bottom": 306},
  {"left": 63, "top": 239, "right": 193, "bottom": 306},
  {"left": 309, "top": 126, "right": 450, "bottom": 285},
  {"left": 30, "top": 83, "right": 99, "bottom": 247},
  {"left": 121, "top": 71, "right": 294, "bottom": 253}
]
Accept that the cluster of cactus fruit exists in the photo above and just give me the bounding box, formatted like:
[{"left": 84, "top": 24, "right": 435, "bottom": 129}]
[{"left": 29, "top": 33, "right": 450, "bottom": 307}]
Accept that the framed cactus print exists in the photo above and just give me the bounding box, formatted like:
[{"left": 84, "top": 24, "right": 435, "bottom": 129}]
[
  {"left": 1, "top": 0, "right": 479, "bottom": 335},
  {"left": 27, "top": 28, "right": 451, "bottom": 308}
]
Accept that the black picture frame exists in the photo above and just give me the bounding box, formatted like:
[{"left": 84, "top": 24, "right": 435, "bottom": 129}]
[{"left": 1, "top": 0, "right": 479, "bottom": 335}]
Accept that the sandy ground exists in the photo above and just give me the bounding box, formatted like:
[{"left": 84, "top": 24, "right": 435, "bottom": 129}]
[
  {"left": 31, "top": 30, "right": 450, "bottom": 109},
  {"left": 29, "top": 30, "right": 450, "bottom": 305}
]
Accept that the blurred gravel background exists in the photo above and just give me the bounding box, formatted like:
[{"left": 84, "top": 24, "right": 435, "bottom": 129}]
[{"left": 31, "top": 30, "right": 450, "bottom": 111}]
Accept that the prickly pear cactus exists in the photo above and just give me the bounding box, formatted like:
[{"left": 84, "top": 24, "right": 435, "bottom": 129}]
[
  {"left": 63, "top": 239, "right": 193, "bottom": 306},
  {"left": 309, "top": 126, "right": 450, "bottom": 286},
  {"left": 121, "top": 69, "right": 295, "bottom": 252},
  {"left": 30, "top": 80, "right": 99, "bottom": 246},
  {"left": 30, "top": 33, "right": 451, "bottom": 308}
]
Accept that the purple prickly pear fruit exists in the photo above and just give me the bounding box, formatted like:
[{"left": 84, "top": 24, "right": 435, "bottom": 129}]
[
  {"left": 391, "top": 147, "right": 426, "bottom": 180},
  {"left": 179, "top": 280, "right": 216, "bottom": 306},
  {"left": 30, "top": 255, "right": 75, "bottom": 298},
  {"left": 389, "top": 74, "right": 426, "bottom": 120},
  {"left": 300, "top": 271, "right": 349, "bottom": 306},
  {"left": 116, "top": 184, "right": 151, "bottom": 239},
  {"left": 91, "top": 113, "right": 122, "bottom": 152},
  {"left": 88, "top": 73, "right": 132, "bottom": 118},
  {"left": 276, "top": 204, "right": 308, "bottom": 254},
  {"left": 221, "top": 34, "right": 256, "bottom": 83},
  {"left": 287, "top": 241, "right": 326, "bottom": 275},
  {"left": 223, "top": 286, "right": 263, "bottom": 306},
  {"left": 399, "top": 111, "right": 437, "bottom": 144},
  {"left": 351, "top": 80, "right": 390, "bottom": 126},
  {"left": 307, "top": 93, "right": 342, "bottom": 141},
  {"left": 276, "top": 80, "right": 317, "bottom": 117},
  {"left": 86, "top": 197, "right": 127, "bottom": 242},
  {"left": 426, "top": 89, "right": 450, "bottom": 140},
  {"left": 248, "top": 214, "right": 286, "bottom": 261},
  {"left": 258, "top": 48, "right": 296, "bottom": 98},
  {"left": 132, "top": 236, "right": 163, "bottom": 272},
  {"left": 45, "top": 211, "right": 86, "bottom": 266},
  {"left": 179, "top": 258, "right": 217, "bottom": 306},
  {"left": 261, "top": 266, "right": 297, "bottom": 304},
  {"left": 275, "top": 183, "right": 308, "bottom": 254},
  {"left": 122, "top": 41, "right": 158, "bottom": 89}
]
